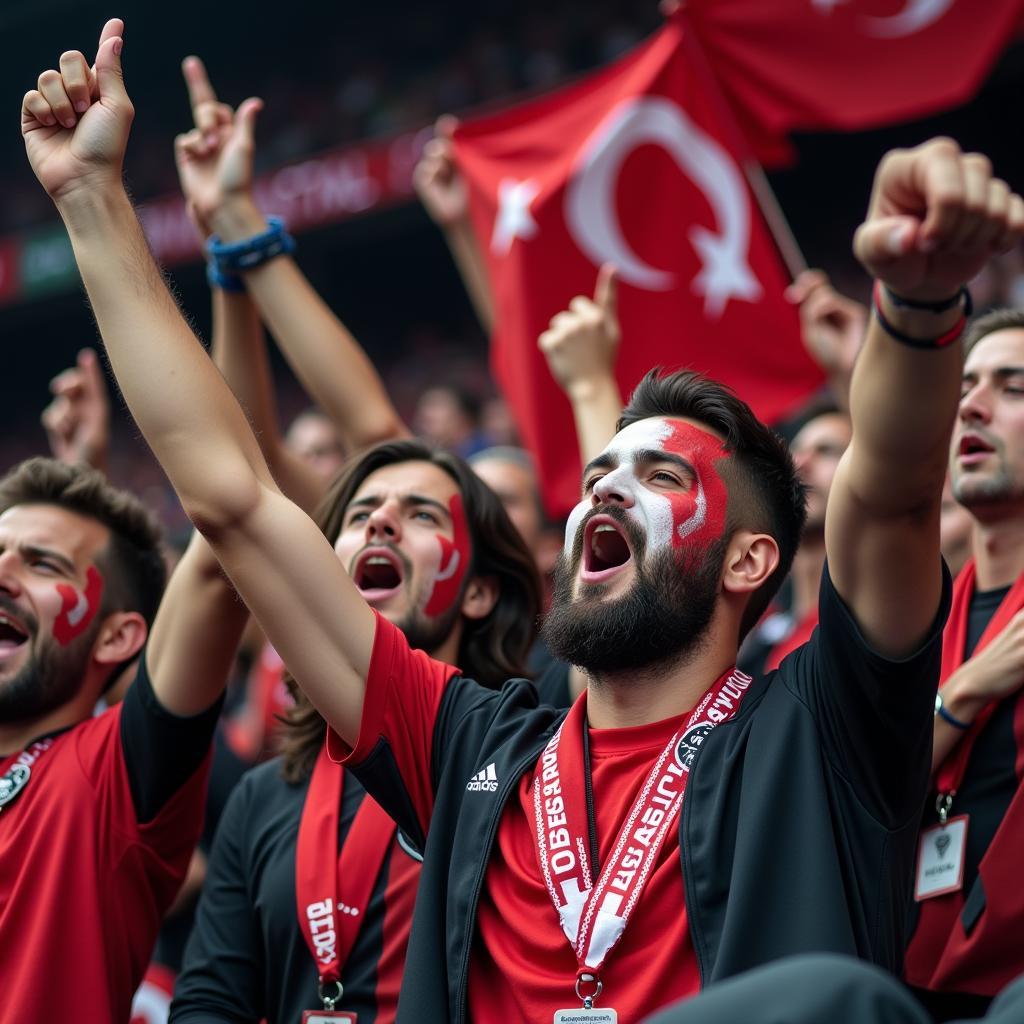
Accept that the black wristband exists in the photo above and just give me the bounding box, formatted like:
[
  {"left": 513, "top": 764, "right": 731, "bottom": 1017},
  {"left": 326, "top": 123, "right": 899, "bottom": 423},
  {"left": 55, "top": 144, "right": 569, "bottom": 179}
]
[
  {"left": 883, "top": 284, "right": 973, "bottom": 316},
  {"left": 872, "top": 282, "right": 971, "bottom": 350}
]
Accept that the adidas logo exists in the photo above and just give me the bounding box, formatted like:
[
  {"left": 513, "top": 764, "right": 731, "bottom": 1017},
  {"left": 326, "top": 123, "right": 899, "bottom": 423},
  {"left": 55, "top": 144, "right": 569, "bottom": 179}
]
[{"left": 466, "top": 763, "right": 499, "bottom": 792}]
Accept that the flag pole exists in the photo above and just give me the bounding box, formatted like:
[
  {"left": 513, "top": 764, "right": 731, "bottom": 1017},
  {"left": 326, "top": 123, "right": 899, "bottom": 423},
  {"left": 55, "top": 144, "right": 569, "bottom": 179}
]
[{"left": 742, "top": 159, "right": 808, "bottom": 280}]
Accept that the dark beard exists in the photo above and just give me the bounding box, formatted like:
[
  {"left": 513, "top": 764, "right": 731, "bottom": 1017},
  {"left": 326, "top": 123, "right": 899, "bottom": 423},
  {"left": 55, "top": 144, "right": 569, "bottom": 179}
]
[
  {"left": 0, "top": 618, "right": 95, "bottom": 726},
  {"left": 396, "top": 599, "right": 463, "bottom": 658},
  {"left": 542, "top": 511, "right": 724, "bottom": 676}
]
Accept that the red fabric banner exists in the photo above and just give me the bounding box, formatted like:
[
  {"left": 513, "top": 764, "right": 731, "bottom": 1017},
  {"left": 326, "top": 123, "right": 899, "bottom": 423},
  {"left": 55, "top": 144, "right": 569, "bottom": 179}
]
[
  {"left": 454, "top": 19, "right": 821, "bottom": 516},
  {"left": 682, "top": 0, "right": 1024, "bottom": 166}
]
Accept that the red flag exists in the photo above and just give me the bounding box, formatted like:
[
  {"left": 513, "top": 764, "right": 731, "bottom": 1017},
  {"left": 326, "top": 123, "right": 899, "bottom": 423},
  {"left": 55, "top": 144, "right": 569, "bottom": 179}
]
[
  {"left": 453, "top": 19, "right": 821, "bottom": 517},
  {"left": 682, "top": 0, "right": 1024, "bottom": 165}
]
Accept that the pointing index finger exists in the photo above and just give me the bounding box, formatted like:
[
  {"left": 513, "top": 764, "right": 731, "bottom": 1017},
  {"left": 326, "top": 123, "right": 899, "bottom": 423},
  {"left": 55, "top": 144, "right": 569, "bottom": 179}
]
[
  {"left": 182, "top": 55, "right": 218, "bottom": 115},
  {"left": 595, "top": 263, "right": 618, "bottom": 316}
]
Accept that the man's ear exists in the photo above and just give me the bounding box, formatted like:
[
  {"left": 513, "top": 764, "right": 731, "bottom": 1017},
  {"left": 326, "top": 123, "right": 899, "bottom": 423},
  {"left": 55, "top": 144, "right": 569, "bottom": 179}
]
[
  {"left": 721, "top": 532, "right": 779, "bottom": 596},
  {"left": 91, "top": 611, "right": 148, "bottom": 668},
  {"left": 460, "top": 575, "right": 499, "bottom": 621}
]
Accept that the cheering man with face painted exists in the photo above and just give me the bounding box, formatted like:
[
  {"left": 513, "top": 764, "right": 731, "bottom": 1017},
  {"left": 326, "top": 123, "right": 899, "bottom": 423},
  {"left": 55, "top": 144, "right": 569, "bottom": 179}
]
[
  {"left": 0, "top": 453, "right": 249, "bottom": 1022},
  {"left": 22, "top": 22, "right": 1024, "bottom": 1023}
]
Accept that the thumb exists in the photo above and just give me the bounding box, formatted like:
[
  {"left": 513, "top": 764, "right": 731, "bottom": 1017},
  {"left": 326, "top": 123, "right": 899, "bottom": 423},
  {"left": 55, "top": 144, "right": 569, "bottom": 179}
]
[
  {"left": 595, "top": 263, "right": 618, "bottom": 318},
  {"left": 94, "top": 33, "right": 128, "bottom": 104},
  {"left": 233, "top": 97, "right": 263, "bottom": 147},
  {"left": 853, "top": 215, "right": 919, "bottom": 271}
]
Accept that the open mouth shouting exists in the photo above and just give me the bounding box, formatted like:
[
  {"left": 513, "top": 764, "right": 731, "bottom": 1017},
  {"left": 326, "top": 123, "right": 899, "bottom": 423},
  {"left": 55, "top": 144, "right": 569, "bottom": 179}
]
[
  {"left": 580, "top": 514, "right": 634, "bottom": 584},
  {"left": 957, "top": 432, "right": 996, "bottom": 467},
  {"left": 0, "top": 610, "right": 30, "bottom": 662},
  {"left": 352, "top": 547, "right": 406, "bottom": 603}
]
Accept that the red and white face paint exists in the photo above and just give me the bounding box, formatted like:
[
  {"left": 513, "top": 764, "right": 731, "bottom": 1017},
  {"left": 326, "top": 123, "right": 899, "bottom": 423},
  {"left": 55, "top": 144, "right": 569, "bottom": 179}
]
[
  {"left": 566, "top": 418, "right": 729, "bottom": 559},
  {"left": 423, "top": 494, "right": 471, "bottom": 617},
  {"left": 52, "top": 566, "right": 104, "bottom": 646}
]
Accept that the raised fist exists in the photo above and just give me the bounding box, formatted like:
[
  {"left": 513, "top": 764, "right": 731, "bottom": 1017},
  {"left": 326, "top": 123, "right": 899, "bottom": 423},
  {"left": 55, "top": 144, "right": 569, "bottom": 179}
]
[
  {"left": 174, "top": 55, "right": 262, "bottom": 236},
  {"left": 854, "top": 138, "right": 1024, "bottom": 301},
  {"left": 539, "top": 264, "right": 620, "bottom": 398},
  {"left": 413, "top": 117, "right": 469, "bottom": 228},
  {"left": 21, "top": 19, "right": 132, "bottom": 202}
]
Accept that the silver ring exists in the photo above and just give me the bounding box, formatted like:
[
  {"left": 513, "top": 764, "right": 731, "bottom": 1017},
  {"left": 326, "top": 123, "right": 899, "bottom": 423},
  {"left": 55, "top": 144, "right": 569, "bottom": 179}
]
[
  {"left": 318, "top": 979, "right": 344, "bottom": 1011},
  {"left": 575, "top": 973, "right": 603, "bottom": 1004}
]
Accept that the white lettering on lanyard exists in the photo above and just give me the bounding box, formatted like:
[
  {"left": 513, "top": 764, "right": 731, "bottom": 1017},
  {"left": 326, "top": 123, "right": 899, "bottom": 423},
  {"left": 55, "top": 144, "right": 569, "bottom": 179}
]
[{"left": 306, "top": 898, "right": 338, "bottom": 965}]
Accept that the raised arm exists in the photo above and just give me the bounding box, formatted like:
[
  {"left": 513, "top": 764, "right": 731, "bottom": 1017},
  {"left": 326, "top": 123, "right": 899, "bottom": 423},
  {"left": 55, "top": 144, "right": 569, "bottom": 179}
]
[
  {"left": 413, "top": 116, "right": 496, "bottom": 333},
  {"left": 173, "top": 103, "right": 325, "bottom": 511},
  {"left": 538, "top": 263, "right": 624, "bottom": 464},
  {"left": 827, "top": 140, "right": 1024, "bottom": 657},
  {"left": 178, "top": 56, "right": 407, "bottom": 453},
  {"left": 22, "top": 22, "right": 374, "bottom": 741}
]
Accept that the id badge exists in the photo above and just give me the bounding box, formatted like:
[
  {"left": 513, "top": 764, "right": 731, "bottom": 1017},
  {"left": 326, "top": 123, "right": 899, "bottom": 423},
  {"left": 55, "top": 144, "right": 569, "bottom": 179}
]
[
  {"left": 915, "top": 815, "right": 968, "bottom": 901},
  {"left": 553, "top": 1010, "right": 618, "bottom": 1023},
  {"left": 302, "top": 1012, "right": 357, "bottom": 1023}
]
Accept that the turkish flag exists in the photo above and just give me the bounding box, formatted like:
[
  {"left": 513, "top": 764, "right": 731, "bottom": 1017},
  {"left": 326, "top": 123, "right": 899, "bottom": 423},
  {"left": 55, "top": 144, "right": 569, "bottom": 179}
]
[
  {"left": 453, "top": 19, "right": 821, "bottom": 517},
  {"left": 682, "top": 0, "right": 1024, "bottom": 165}
]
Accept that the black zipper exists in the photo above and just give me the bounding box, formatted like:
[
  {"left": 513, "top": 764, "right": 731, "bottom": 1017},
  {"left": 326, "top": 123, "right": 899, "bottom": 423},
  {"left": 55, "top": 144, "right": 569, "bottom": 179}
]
[{"left": 454, "top": 743, "right": 552, "bottom": 1024}]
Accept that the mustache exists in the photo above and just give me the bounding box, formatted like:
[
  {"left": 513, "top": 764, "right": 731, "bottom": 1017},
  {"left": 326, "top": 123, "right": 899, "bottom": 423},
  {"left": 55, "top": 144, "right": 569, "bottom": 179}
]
[{"left": 0, "top": 595, "right": 37, "bottom": 638}]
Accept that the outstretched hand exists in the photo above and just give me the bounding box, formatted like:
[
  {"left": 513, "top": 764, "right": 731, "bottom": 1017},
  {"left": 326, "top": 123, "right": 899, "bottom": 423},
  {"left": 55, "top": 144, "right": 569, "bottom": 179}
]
[
  {"left": 174, "top": 55, "right": 262, "bottom": 236},
  {"left": 22, "top": 19, "right": 132, "bottom": 201},
  {"left": 854, "top": 137, "right": 1024, "bottom": 301}
]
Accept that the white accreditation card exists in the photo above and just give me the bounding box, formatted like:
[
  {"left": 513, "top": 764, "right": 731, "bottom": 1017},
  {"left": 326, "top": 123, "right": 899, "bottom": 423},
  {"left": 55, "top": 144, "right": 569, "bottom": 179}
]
[{"left": 915, "top": 815, "right": 968, "bottom": 901}]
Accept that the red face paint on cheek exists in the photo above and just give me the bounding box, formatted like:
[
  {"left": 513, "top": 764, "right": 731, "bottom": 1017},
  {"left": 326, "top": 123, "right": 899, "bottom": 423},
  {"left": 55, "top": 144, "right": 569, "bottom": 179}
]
[
  {"left": 661, "top": 423, "right": 729, "bottom": 550},
  {"left": 53, "top": 566, "right": 104, "bottom": 646},
  {"left": 424, "top": 494, "right": 471, "bottom": 617}
]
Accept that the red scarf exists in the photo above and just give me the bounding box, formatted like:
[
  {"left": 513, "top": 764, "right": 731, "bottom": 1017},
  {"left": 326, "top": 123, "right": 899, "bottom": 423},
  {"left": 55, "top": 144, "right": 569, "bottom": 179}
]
[{"left": 905, "top": 560, "right": 1024, "bottom": 995}]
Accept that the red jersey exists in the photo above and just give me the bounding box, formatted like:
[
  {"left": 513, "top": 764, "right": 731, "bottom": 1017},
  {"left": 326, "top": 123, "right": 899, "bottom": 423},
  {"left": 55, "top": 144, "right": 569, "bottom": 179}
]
[
  {"left": 471, "top": 712, "right": 700, "bottom": 1021},
  {"left": 333, "top": 615, "right": 701, "bottom": 1022},
  {"left": 0, "top": 659, "right": 213, "bottom": 1024}
]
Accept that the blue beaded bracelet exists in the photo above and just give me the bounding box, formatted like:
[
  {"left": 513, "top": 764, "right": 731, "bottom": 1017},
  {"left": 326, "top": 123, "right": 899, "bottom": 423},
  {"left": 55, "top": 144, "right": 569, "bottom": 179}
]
[
  {"left": 207, "top": 216, "right": 296, "bottom": 275},
  {"left": 206, "top": 261, "right": 246, "bottom": 293}
]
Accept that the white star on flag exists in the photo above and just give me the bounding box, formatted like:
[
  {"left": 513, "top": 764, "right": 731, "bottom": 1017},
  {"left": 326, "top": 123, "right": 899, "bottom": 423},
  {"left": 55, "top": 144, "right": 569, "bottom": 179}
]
[
  {"left": 491, "top": 178, "right": 541, "bottom": 255},
  {"left": 811, "top": 0, "right": 849, "bottom": 12},
  {"left": 689, "top": 225, "right": 763, "bottom": 319}
]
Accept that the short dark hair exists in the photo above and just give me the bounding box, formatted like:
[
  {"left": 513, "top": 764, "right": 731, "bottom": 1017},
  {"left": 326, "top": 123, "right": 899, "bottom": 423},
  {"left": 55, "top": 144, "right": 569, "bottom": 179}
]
[
  {"left": 0, "top": 458, "right": 167, "bottom": 627},
  {"left": 963, "top": 307, "right": 1024, "bottom": 358},
  {"left": 618, "top": 370, "right": 806, "bottom": 639},
  {"left": 280, "top": 439, "right": 542, "bottom": 781}
]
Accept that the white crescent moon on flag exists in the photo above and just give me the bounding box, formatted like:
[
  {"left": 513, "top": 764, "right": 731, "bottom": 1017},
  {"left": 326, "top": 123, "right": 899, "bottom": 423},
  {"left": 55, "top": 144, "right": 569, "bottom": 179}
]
[
  {"left": 862, "top": 0, "right": 953, "bottom": 38},
  {"left": 564, "top": 96, "right": 762, "bottom": 318}
]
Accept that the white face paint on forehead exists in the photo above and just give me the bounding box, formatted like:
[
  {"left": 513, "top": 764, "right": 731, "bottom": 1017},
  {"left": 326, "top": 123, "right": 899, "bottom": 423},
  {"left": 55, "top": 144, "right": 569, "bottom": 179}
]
[{"left": 565, "top": 417, "right": 728, "bottom": 557}]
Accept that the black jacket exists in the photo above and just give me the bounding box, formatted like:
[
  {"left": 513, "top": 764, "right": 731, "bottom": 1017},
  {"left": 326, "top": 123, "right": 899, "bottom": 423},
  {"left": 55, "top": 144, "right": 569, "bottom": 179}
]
[{"left": 347, "top": 567, "right": 950, "bottom": 1023}]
